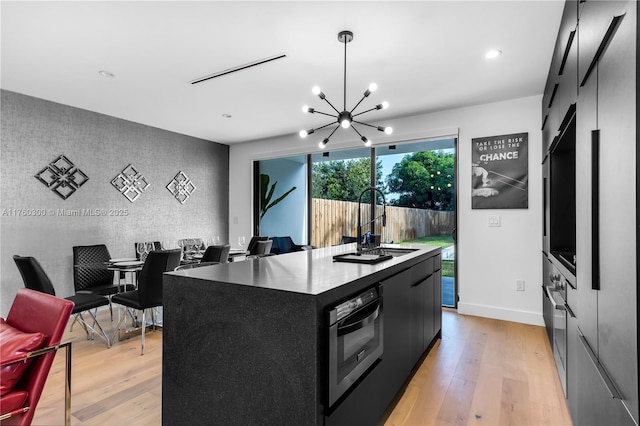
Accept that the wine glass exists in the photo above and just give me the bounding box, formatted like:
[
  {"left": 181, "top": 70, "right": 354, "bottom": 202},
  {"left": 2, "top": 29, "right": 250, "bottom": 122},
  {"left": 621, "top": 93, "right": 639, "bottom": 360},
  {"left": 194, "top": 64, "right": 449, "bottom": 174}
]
[
  {"left": 162, "top": 240, "right": 173, "bottom": 250},
  {"left": 136, "top": 242, "right": 146, "bottom": 259},
  {"left": 238, "top": 235, "right": 246, "bottom": 249},
  {"left": 213, "top": 235, "right": 221, "bottom": 246},
  {"left": 146, "top": 241, "right": 156, "bottom": 253}
]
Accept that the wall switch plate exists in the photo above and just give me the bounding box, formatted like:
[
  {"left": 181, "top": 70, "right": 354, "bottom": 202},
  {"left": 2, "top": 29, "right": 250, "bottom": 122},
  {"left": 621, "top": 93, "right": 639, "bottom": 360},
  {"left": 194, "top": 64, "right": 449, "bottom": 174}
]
[
  {"left": 488, "top": 215, "right": 501, "bottom": 227},
  {"left": 516, "top": 280, "right": 525, "bottom": 291}
]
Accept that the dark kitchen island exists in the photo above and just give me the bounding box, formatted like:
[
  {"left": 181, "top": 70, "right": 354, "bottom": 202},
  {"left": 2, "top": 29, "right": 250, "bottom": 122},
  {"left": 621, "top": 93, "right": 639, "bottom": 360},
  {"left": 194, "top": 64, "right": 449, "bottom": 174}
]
[{"left": 162, "top": 243, "right": 442, "bottom": 425}]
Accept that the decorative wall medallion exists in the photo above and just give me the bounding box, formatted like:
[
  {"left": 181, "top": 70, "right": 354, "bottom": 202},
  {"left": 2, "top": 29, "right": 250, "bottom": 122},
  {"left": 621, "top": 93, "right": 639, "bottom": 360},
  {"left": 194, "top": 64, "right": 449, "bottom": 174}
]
[
  {"left": 111, "top": 164, "right": 150, "bottom": 203},
  {"left": 34, "top": 155, "right": 89, "bottom": 200},
  {"left": 166, "top": 171, "right": 196, "bottom": 204}
]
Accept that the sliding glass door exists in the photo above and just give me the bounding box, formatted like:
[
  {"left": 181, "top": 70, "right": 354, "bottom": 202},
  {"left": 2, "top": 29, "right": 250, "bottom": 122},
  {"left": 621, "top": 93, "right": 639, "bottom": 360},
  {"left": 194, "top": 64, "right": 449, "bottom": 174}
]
[{"left": 253, "top": 137, "right": 458, "bottom": 308}]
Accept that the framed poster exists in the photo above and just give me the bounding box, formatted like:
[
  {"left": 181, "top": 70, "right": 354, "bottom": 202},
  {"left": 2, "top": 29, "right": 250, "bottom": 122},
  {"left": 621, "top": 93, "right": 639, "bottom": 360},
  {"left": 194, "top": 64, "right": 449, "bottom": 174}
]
[{"left": 472, "top": 132, "right": 528, "bottom": 209}]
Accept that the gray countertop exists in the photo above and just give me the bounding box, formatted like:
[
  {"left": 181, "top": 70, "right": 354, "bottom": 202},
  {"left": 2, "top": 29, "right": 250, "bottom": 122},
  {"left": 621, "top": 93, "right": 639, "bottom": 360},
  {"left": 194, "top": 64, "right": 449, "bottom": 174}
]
[{"left": 165, "top": 243, "right": 440, "bottom": 296}]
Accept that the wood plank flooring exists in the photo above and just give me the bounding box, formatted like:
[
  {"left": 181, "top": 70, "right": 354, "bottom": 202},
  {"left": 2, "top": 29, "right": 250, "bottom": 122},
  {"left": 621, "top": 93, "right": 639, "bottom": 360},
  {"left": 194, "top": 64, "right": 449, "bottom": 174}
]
[{"left": 32, "top": 308, "right": 571, "bottom": 425}]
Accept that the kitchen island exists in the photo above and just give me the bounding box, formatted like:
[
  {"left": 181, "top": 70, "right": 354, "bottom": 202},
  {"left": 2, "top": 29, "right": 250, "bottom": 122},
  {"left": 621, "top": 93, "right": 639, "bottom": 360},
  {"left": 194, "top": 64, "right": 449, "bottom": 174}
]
[{"left": 162, "top": 243, "right": 442, "bottom": 425}]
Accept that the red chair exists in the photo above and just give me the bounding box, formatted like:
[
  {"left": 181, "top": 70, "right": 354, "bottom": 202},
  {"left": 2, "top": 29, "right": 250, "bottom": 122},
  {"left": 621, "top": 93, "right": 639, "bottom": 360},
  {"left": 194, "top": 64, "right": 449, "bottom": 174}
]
[{"left": 0, "top": 289, "right": 74, "bottom": 425}]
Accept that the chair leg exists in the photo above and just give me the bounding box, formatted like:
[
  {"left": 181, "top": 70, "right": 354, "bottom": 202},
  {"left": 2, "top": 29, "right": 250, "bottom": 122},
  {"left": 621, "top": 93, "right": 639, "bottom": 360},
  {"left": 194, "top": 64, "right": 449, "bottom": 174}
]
[{"left": 140, "top": 309, "right": 146, "bottom": 356}]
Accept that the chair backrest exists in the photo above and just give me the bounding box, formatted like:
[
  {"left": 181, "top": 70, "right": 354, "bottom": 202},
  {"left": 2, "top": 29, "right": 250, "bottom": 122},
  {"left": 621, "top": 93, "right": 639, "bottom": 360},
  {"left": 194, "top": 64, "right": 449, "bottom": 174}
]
[
  {"left": 5, "top": 288, "right": 74, "bottom": 426},
  {"left": 247, "top": 236, "right": 269, "bottom": 255},
  {"left": 137, "top": 249, "right": 181, "bottom": 308},
  {"left": 72, "top": 244, "right": 113, "bottom": 292},
  {"left": 13, "top": 256, "right": 56, "bottom": 296},
  {"left": 202, "top": 244, "right": 230, "bottom": 263},
  {"left": 253, "top": 240, "right": 273, "bottom": 256},
  {"left": 340, "top": 235, "right": 359, "bottom": 244},
  {"left": 278, "top": 236, "right": 295, "bottom": 253}
]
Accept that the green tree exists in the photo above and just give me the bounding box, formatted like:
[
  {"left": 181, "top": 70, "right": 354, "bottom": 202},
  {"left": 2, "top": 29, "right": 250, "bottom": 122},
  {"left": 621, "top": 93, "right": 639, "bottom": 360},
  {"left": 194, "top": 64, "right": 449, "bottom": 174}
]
[
  {"left": 386, "top": 151, "right": 454, "bottom": 210},
  {"left": 312, "top": 158, "right": 384, "bottom": 203}
]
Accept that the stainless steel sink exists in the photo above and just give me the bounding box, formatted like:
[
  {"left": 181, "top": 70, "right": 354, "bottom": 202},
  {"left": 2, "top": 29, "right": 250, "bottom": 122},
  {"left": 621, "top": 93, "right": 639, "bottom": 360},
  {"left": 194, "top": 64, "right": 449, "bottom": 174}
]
[
  {"left": 332, "top": 247, "right": 418, "bottom": 264},
  {"left": 380, "top": 247, "right": 419, "bottom": 257}
]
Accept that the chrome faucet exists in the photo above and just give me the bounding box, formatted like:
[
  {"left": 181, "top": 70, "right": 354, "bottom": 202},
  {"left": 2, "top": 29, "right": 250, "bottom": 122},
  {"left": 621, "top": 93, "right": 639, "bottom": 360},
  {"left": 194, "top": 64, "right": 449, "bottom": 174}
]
[{"left": 356, "top": 187, "right": 387, "bottom": 254}]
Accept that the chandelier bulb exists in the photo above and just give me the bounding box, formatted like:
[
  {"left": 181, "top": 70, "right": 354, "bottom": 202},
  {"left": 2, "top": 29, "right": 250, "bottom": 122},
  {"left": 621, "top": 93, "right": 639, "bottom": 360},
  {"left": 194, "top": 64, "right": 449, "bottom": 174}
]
[
  {"left": 381, "top": 101, "right": 389, "bottom": 109},
  {"left": 368, "top": 82, "right": 378, "bottom": 93},
  {"left": 312, "top": 86, "right": 325, "bottom": 99},
  {"left": 300, "top": 129, "right": 314, "bottom": 138},
  {"left": 319, "top": 138, "right": 329, "bottom": 149},
  {"left": 302, "top": 105, "right": 314, "bottom": 113},
  {"left": 340, "top": 119, "right": 351, "bottom": 129},
  {"left": 361, "top": 136, "right": 372, "bottom": 147},
  {"left": 385, "top": 126, "right": 393, "bottom": 135}
]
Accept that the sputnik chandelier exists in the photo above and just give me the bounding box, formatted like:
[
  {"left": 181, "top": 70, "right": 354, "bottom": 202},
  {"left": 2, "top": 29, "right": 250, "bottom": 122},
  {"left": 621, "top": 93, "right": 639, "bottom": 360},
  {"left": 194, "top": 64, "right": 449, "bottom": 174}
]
[{"left": 300, "top": 30, "right": 393, "bottom": 149}]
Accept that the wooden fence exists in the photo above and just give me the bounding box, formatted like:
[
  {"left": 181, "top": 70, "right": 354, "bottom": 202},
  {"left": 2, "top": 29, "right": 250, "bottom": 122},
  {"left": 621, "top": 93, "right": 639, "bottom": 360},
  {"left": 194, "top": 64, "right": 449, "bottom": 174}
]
[{"left": 311, "top": 198, "right": 455, "bottom": 247}]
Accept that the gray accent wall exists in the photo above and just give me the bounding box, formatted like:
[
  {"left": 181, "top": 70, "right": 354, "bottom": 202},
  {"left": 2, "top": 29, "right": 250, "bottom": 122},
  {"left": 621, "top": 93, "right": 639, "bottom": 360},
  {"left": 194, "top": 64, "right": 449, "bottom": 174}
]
[{"left": 1, "top": 90, "right": 229, "bottom": 315}]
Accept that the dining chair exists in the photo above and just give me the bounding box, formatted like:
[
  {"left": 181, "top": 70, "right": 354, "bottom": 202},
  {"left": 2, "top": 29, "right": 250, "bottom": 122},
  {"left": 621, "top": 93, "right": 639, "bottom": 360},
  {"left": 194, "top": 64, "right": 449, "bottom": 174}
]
[
  {"left": 0, "top": 289, "right": 74, "bottom": 426},
  {"left": 13, "top": 255, "right": 112, "bottom": 347},
  {"left": 247, "top": 236, "right": 269, "bottom": 255},
  {"left": 247, "top": 240, "right": 273, "bottom": 259},
  {"left": 73, "top": 244, "right": 134, "bottom": 321},
  {"left": 201, "top": 244, "right": 230, "bottom": 264},
  {"left": 111, "top": 249, "right": 181, "bottom": 355}
]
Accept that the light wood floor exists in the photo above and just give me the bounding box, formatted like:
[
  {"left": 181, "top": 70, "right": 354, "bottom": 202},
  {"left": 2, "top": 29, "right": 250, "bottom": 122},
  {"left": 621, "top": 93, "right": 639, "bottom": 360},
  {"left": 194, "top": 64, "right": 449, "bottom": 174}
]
[{"left": 33, "top": 308, "right": 571, "bottom": 425}]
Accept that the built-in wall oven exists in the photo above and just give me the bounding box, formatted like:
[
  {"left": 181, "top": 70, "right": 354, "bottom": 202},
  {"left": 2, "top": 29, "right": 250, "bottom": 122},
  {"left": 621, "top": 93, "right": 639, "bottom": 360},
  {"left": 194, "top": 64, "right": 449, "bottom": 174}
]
[{"left": 327, "top": 285, "right": 383, "bottom": 407}]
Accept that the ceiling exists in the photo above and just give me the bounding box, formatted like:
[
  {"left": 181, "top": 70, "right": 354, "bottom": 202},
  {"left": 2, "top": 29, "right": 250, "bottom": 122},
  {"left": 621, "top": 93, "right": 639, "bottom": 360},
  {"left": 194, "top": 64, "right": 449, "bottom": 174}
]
[{"left": 1, "top": 1, "right": 564, "bottom": 145}]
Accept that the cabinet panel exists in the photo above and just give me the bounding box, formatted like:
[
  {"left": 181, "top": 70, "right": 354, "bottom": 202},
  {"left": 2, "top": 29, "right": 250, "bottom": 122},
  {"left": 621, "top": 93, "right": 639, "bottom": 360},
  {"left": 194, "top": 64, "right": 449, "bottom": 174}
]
[
  {"left": 410, "top": 278, "right": 425, "bottom": 367},
  {"left": 423, "top": 275, "right": 435, "bottom": 347},
  {"left": 578, "top": 0, "right": 627, "bottom": 86},
  {"left": 433, "top": 270, "right": 442, "bottom": 336},
  {"left": 577, "top": 335, "right": 635, "bottom": 426},
  {"left": 566, "top": 314, "right": 578, "bottom": 422},
  {"left": 325, "top": 361, "right": 383, "bottom": 426},
  {"left": 595, "top": 3, "right": 638, "bottom": 421},
  {"left": 575, "top": 54, "right": 598, "bottom": 353},
  {"left": 379, "top": 269, "right": 412, "bottom": 407}
]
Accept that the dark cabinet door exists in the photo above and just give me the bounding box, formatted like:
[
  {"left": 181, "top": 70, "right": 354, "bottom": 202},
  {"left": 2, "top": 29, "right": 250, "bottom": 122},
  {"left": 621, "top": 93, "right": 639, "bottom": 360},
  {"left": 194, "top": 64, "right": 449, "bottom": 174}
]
[
  {"left": 594, "top": 4, "right": 638, "bottom": 422},
  {"left": 433, "top": 269, "right": 442, "bottom": 337},
  {"left": 553, "top": 0, "right": 578, "bottom": 130},
  {"left": 576, "top": 334, "right": 635, "bottom": 426},
  {"left": 410, "top": 277, "right": 425, "bottom": 367},
  {"left": 380, "top": 268, "right": 412, "bottom": 407},
  {"left": 566, "top": 312, "right": 578, "bottom": 422},
  {"left": 422, "top": 275, "right": 435, "bottom": 348},
  {"left": 578, "top": 0, "right": 627, "bottom": 86},
  {"left": 575, "top": 44, "right": 598, "bottom": 356}
]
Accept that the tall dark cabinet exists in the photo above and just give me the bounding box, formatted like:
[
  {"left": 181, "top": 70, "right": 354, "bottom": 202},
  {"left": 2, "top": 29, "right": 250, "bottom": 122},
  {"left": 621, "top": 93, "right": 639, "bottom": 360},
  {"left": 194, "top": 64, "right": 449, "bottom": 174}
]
[{"left": 542, "top": 1, "right": 638, "bottom": 424}]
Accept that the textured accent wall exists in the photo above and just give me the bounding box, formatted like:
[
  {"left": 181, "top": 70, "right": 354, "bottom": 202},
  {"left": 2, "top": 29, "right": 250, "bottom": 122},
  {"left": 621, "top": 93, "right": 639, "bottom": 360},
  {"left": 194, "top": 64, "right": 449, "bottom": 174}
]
[{"left": 1, "top": 90, "right": 229, "bottom": 315}]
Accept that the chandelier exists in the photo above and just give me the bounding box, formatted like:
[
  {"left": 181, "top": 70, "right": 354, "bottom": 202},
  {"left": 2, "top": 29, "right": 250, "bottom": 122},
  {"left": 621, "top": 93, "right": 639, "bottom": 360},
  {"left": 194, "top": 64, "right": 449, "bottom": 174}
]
[{"left": 299, "top": 30, "right": 393, "bottom": 149}]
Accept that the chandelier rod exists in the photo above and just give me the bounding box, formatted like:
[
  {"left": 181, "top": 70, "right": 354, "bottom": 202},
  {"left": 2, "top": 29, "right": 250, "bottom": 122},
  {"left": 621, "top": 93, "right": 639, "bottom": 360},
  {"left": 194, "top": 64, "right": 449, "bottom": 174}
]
[
  {"left": 352, "top": 119, "right": 380, "bottom": 129},
  {"left": 343, "top": 34, "right": 347, "bottom": 111},
  {"left": 352, "top": 107, "right": 378, "bottom": 118},
  {"left": 312, "top": 110, "right": 338, "bottom": 119}
]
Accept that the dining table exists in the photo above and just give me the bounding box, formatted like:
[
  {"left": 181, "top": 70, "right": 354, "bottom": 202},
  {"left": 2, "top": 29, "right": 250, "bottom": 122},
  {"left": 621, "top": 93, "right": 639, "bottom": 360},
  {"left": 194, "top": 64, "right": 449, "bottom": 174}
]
[{"left": 105, "top": 258, "right": 144, "bottom": 290}]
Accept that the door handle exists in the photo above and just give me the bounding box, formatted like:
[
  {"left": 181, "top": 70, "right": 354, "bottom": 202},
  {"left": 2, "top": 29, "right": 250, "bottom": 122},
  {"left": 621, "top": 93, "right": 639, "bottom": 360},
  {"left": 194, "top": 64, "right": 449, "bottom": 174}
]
[{"left": 579, "top": 335, "right": 621, "bottom": 399}]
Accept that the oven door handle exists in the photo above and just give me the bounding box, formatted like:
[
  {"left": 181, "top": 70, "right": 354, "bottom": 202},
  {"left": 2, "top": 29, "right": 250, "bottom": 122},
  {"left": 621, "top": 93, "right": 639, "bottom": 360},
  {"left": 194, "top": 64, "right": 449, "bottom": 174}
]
[
  {"left": 545, "top": 286, "right": 566, "bottom": 311},
  {"left": 337, "top": 300, "right": 381, "bottom": 336}
]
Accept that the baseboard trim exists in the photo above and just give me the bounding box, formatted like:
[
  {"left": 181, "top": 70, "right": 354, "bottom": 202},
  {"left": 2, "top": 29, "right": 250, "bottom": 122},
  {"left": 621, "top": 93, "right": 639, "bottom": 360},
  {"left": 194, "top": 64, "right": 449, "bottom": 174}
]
[{"left": 457, "top": 302, "right": 544, "bottom": 326}]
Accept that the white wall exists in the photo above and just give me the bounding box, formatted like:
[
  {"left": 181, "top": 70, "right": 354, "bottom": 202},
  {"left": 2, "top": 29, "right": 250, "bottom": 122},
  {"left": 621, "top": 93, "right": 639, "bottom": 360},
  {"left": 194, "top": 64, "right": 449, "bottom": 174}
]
[{"left": 229, "top": 95, "right": 543, "bottom": 325}]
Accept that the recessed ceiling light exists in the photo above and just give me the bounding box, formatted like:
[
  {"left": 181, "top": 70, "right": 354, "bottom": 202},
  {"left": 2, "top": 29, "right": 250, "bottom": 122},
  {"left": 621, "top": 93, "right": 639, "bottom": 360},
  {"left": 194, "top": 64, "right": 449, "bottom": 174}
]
[
  {"left": 484, "top": 50, "right": 502, "bottom": 59},
  {"left": 98, "top": 70, "right": 115, "bottom": 78},
  {"left": 222, "top": 114, "right": 232, "bottom": 118}
]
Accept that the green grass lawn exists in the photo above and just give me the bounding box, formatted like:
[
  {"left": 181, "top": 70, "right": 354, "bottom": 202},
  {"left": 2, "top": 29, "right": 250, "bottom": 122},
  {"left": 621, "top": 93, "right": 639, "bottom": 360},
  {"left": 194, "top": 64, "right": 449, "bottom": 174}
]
[
  {"left": 400, "top": 235, "right": 455, "bottom": 277},
  {"left": 399, "top": 235, "right": 454, "bottom": 248}
]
